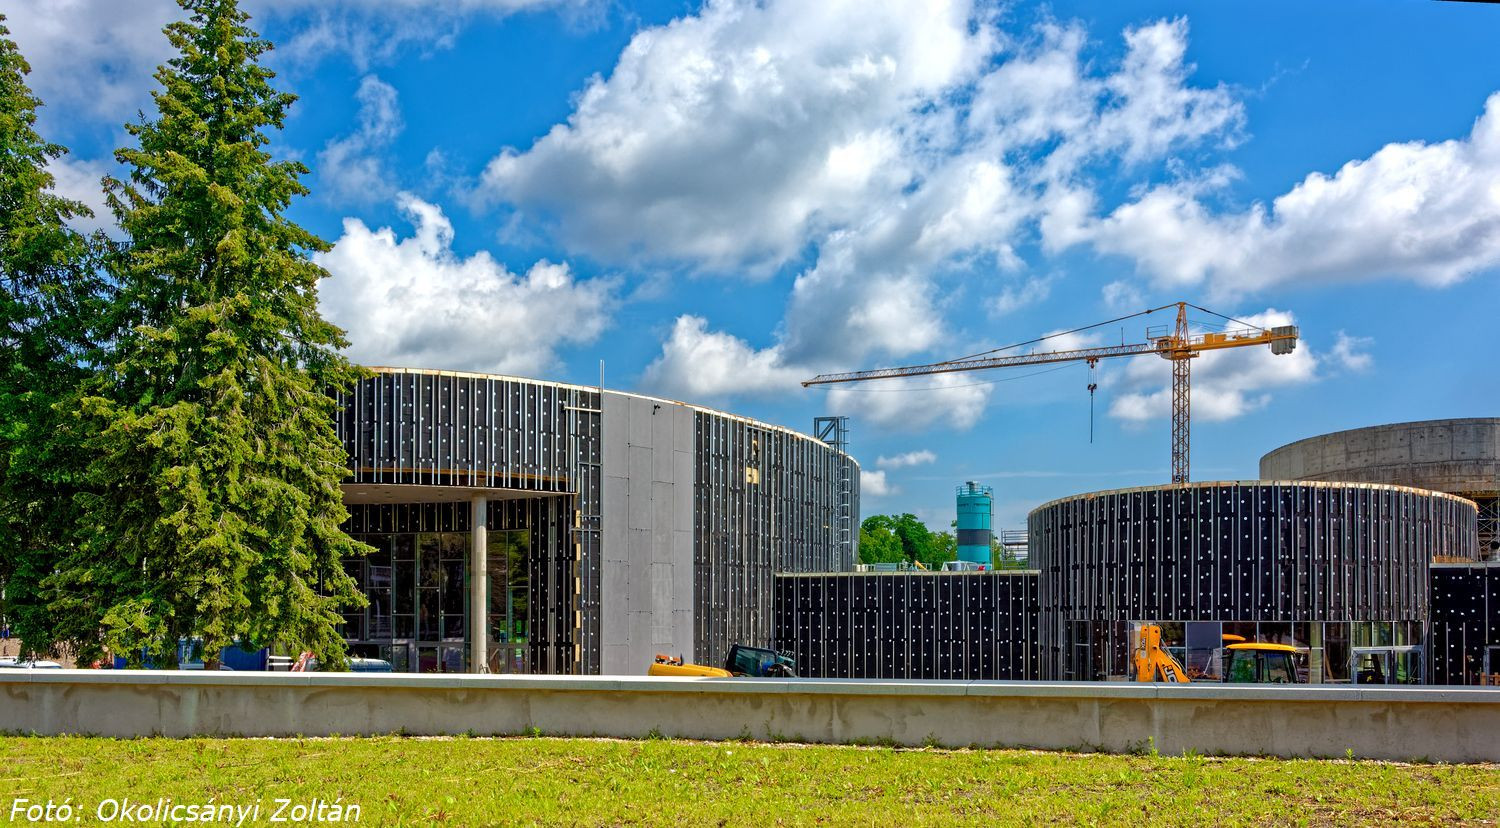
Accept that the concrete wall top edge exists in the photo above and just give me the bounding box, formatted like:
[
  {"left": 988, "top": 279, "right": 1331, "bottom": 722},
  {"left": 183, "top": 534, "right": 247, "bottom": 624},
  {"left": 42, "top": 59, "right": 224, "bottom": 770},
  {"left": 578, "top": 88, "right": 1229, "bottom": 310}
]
[
  {"left": 7, "top": 671, "right": 1500, "bottom": 705},
  {"left": 1027, "top": 479, "right": 1479, "bottom": 517},
  {"left": 1259, "top": 418, "right": 1500, "bottom": 487},
  {"left": 362, "top": 365, "right": 855, "bottom": 464}
]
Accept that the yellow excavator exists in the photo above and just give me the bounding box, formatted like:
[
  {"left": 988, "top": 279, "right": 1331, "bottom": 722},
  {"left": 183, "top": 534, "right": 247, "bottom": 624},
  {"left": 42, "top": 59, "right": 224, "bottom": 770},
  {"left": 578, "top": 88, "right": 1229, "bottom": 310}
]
[{"left": 1132, "top": 625, "right": 1303, "bottom": 684}]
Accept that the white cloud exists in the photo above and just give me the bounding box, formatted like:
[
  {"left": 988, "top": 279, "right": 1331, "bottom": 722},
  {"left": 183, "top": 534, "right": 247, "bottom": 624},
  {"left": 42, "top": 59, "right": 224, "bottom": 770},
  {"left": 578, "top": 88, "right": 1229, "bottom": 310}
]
[
  {"left": 639, "top": 316, "right": 804, "bottom": 400},
  {"left": 1085, "top": 92, "right": 1500, "bottom": 296},
  {"left": 318, "top": 75, "right": 403, "bottom": 204},
  {"left": 827, "top": 374, "right": 993, "bottom": 431},
  {"left": 1330, "top": 331, "right": 1374, "bottom": 373},
  {"left": 1105, "top": 309, "right": 1316, "bottom": 423},
  {"left": 860, "top": 469, "right": 895, "bottom": 497},
  {"left": 479, "top": 0, "right": 998, "bottom": 269},
  {"left": 475, "top": 5, "right": 1242, "bottom": 422},
  {"left": 2, "top": 0, "right": 584, "bottom": 122},
  {"left": 991, "top": 276, "right": 1052, "bottom": 317},
  {"left": 876, "top": 450, "right": 936, "bottom": 469},
  {"left": 1101, "top": 279, "right": 1144, "bottom": 312},
  {"left": 316, "top": 194, "right": 615, "bottom": 376},
  {"left": 45, "top": 156, "right": 114, "bottom": 235}
]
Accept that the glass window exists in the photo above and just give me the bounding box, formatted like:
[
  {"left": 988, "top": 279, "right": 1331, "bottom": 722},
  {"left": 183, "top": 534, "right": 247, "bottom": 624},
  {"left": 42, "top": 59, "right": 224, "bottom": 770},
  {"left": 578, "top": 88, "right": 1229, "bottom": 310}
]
[
  {"left": 1324, "top": 623, "right": 1350, "bottom": 682},
  {"left": 1227, "top": 652, "right": 1257, "bottom": 683},
  {"left": 1266, "top": 653, "right": 1294, "bottom": 684},
  {"left": 418, "top": 590, "right": 439, "bottom": 641},
  {"left": 419, "top": 535, "right": 443, "bottom": 587}
]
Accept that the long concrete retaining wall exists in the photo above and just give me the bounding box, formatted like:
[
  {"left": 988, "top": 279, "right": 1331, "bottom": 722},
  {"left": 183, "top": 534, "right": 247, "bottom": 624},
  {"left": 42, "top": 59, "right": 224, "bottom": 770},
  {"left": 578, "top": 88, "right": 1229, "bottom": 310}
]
[{"left": 3, "top": 672, "right": 1499, "bottom": 763}]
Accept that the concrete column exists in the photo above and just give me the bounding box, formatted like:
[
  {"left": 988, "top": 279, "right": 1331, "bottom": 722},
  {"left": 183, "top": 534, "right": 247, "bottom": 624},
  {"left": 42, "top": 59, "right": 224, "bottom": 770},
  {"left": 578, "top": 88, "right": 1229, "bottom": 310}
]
[{"left": 471, "top": 495, "right": 488, "bottom": 674}]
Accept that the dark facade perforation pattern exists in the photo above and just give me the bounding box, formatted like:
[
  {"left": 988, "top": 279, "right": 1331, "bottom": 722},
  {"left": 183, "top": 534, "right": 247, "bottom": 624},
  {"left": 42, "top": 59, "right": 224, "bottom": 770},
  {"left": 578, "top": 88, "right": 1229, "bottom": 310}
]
[
  {"left": 693, "top": 412, "right": 857, "bottom": 666},
  {"left": 335, "top": 372, "right": 603, "bottom": 673},
  {"left": 1029, "top": 482, "right": 1477, "bottom": 679},
  {"left": 1430, "top": 564, "right": 1500, "bottom": 684},
  {"left": 772, "top": 573, "right": 1040, "bottom": 680},
  {"left": 335, "top": 371, "right": 588, "bottom": 492}
]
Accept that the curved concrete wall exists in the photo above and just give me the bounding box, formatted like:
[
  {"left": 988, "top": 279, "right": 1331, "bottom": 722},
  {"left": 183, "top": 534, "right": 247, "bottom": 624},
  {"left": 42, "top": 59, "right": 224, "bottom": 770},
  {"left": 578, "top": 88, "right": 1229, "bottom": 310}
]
[
  {"left": 1260, "top": 419, "right": 1500, "bottom": 495},
  {"left": 4, "top": 671, "right": 1499, "bottom": 763}
]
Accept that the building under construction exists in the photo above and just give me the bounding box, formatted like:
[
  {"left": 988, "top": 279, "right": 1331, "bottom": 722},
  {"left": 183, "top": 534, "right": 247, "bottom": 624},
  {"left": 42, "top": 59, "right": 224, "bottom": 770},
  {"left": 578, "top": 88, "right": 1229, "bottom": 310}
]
[
  {"left": 332, "top": 367, "right": 859, "bottom": 675},
  {"left": 775, "top": 419, "right": 1500, "bottom": 686}
]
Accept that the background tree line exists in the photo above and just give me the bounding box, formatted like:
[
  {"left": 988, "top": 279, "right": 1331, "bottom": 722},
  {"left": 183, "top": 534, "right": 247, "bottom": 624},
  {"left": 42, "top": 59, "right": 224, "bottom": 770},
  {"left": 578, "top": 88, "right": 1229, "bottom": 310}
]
[
  {"left": 858, "top": 514, "right": 1026, "bottom": 571},
  {"left": 0, "top": 0, "right": 364, "bottom": 668}
]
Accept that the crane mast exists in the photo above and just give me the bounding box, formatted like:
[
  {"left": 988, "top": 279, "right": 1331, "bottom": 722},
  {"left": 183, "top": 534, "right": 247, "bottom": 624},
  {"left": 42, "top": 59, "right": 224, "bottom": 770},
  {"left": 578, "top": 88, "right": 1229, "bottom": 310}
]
[{"left": 802, "top": 302, "right": 1299, "bottom": 484}]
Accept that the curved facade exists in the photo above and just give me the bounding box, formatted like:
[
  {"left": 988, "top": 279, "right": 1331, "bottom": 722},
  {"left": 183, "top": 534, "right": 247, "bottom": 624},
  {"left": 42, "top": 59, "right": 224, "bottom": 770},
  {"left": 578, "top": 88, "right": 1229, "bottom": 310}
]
[
  {"left": 332, "top": 367, "right": 858, "bottom": 675},
  {"left": 1260, "top": 418, "right": 1500, "bottom": 556},
  {"left": 1029, "top": 481, "right": 1477, "bottom": 681}
]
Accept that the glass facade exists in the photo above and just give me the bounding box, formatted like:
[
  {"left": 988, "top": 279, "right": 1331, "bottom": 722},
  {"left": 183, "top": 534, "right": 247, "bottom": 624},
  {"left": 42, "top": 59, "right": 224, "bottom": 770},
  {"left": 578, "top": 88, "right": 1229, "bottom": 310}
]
[{"left": 340, "top": 530, "right": 530, "bottom": 673}]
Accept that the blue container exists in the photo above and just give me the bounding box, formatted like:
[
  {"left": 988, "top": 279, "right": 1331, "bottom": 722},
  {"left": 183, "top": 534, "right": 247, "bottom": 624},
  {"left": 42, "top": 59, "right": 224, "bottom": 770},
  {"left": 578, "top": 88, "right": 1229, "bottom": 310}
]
[{"left": 956, "top": 482, "right": 994, "bottom": 566}]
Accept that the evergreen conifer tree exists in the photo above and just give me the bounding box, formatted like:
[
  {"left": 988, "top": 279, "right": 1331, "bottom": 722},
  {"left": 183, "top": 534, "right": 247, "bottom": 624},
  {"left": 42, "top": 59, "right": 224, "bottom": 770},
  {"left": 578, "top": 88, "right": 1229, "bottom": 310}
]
[
  {"left": 53, "top": 0, "right": 367, "bottom": 668},
  {"left": 0, "top": 15, "right": 103, "bottom": 659}
]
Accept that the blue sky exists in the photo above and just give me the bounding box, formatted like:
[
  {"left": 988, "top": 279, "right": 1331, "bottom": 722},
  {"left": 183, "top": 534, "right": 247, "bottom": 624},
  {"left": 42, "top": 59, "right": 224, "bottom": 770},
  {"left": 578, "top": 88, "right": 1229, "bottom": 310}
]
[{"left": 8, "top": 0, "right": 1500, "bottom": 530}]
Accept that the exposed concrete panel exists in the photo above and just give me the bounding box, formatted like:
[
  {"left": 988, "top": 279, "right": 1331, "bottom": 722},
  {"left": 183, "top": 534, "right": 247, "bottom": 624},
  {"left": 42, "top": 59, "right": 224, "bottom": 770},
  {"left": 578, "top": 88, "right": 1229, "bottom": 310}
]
[
  {"left": 598, "top": 392, "right": 697, "bottom": 676},
  {"left": 1261, "top": 418, "right": 1500, "bottom": 496},
  {"left": 5, "top": 672, "right": 1499, "bottom": 763}
]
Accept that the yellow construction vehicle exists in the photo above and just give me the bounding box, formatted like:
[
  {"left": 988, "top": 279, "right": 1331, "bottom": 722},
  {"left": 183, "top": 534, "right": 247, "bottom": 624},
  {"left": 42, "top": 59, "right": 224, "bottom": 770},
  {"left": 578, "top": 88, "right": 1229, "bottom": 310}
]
[
  {"left": 1222, "top": 642, "right": 1300, "bottom": 684},
  {"left": 1132, "top": 625, "right": 1305, "bottom": 683},
  {"left": 1132, "top": 624, "right": 1191, "bottom": 683},
  {"left": 648, "top": 644, "right": 797, "bottom": 678},
  {"left": 648, "top": 654, "right": 732, "bottom": 677}
]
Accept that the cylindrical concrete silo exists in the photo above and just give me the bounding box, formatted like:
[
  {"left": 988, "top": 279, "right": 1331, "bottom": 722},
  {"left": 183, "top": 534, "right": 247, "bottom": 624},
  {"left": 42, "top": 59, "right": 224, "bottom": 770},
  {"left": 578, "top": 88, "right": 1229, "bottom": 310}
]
[{"left": 956, "top": 482, "right": 994, "bottom": 566}]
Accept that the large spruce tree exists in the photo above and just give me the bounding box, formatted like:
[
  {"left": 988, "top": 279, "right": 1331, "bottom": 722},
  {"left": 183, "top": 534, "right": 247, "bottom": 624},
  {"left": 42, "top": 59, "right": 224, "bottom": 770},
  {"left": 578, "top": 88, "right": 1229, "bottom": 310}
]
[
  {"left": 0, "top": 15, "right": 103, "bottom": 658},
  {"left": 52, "top": 0, "right": 367, "bottom": 668}
]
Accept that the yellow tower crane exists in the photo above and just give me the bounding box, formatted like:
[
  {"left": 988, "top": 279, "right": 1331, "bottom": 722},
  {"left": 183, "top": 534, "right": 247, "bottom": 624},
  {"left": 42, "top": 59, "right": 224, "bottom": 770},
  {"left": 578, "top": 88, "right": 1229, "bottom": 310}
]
[{"left": 802, "top": 302, "right": 1299, "bottom": 484}]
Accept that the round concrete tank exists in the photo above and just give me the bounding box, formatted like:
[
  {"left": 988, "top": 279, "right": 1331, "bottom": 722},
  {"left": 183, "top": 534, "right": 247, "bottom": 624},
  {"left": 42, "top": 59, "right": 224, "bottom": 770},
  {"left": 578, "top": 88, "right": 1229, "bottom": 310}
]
[
  {"left": 1028, "top": 481, "right": 1478, "bottom": 681},
  {"left": 956, "top": 482, "right": 994, "bottom": 566},
  {"left": 1260, "top": 418, "right": 1500, "bottom": 558}
]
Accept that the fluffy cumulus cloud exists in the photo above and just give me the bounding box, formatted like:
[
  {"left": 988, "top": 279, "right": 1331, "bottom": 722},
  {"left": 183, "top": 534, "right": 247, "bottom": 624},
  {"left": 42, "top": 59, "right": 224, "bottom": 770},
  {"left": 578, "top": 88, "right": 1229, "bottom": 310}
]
[
  {"left": 480, "top": 0, "right": 998, "bottom": 268},
  {"left": 45, "top": 156, "right": 114, "bottom": 235},
  {"left": 604, "top": 6, "right": 1243, "bottom": 418},
  {"left": 317, "top": 75, "right": 404, "bottom": 204},
  {"left": 1084, "top": 92, "right": 1500, "bottom": 298},
  {"left": 1105, "top": 309, "right": 1317, "bottom": 423},
  {"left": 876, "top": 450, "right": 936, "bottom": 469},
  {"left": 316, "top": 194, "right": 615, "bottom": 376},
  {"left": 860, "top": 469, "right": 895, "bottom": 497},
  {"left": 1330, "top": 331, "right": 1374, "bottom": 373},
  {"left": 639, "top": 316, "right": 804, "bottom": 400}
]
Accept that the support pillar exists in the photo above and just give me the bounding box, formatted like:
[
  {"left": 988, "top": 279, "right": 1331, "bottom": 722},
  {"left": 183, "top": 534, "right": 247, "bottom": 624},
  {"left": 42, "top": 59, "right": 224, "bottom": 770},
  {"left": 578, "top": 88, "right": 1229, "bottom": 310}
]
[{"left": 471, "top": 495, "right": 489, "bottom": 674}]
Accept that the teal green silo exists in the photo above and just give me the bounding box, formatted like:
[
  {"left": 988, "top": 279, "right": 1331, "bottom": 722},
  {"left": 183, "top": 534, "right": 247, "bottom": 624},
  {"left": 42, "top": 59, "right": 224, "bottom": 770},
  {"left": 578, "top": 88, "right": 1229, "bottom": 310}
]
[{"left": 956, "top": 482, "right": 994, "bottom": 566}]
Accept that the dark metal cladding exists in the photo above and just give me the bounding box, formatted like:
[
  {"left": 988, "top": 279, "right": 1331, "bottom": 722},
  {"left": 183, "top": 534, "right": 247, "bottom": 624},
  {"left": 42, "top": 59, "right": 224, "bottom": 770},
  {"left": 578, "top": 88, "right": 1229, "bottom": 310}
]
[
  {"left": 772, "top": 573, "right": 1040, "bottom": 680},
  {"left": 334, "top": 370, "right": 604, "bottom": 673},
  {"left": 693, "top": 412, "right": 858, "bottom": 666},
  {"left": 1029, "top": 481, "right": 1478, "bottom": 680},
  {"left": 1430, "top": 563, "right": 1500, "bottom": 685}
]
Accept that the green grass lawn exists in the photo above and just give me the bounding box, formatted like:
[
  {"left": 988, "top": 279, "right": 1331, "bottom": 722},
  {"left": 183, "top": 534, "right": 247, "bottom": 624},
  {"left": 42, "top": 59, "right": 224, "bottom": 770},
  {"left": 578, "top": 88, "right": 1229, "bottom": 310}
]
[{"left": 2, "top": 735, "right": 1496, "bottom": 826}]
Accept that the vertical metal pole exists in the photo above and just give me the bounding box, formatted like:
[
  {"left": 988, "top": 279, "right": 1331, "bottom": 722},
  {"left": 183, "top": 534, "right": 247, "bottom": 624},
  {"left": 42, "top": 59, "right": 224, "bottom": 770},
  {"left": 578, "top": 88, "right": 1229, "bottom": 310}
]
[{"left": 471, "top": 494, "right": 489, "bottom": 674}]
